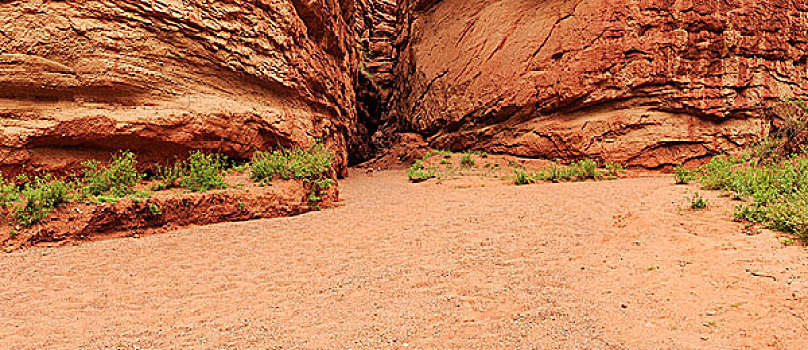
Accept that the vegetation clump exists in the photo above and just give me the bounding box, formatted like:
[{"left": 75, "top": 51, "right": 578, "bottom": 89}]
[
  {"left": 532, "top": 159, "right": 609, "bottom": 183},
  {"left": 408, "top": 159, "right": 436, "bottom": 182},
  {"left": 460, "top": 153, "right": 475, "bottom": 168},
  {"left": 251, "top": 144, "right": 335, "bottom": 209},
  {"left": 685, "top": 100, "right": 808, "bottom": 241},
  {"left": 1, "top": 144, "right": 336, "bottom": 232},
  {"left": 689, "top": 192, "right": 709, "bottom": 210},
  {"left": 674, "top": 165, "right": 693, "bottom": 184},
  {"left": 80, "top": 151, "right": 144, "bottom": 198},
  {"left": 14, "top": 175, "right": 69, "bottom": 226},
  {"left": 0, "top": 173, "right": 19, "bottom": 208},
  {"left": 179, "top": 151, "right": 226, "bottom": 192},
  {"left": 251, "top": 144, "right": 333, "bottom": 182}
]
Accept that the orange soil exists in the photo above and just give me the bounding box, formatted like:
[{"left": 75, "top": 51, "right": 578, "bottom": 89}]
[{"left": 1, "top": 170, "right": 806, "bottom": 349}]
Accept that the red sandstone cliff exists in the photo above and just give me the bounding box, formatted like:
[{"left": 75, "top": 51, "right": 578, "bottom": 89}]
[
  {"left": 0, "top": 0, "right": 360, "bottom": 176},
  {"left": 388, "top": 0, "right": 808, "bottom": 167},
  {"left": 2, "top": 0, "right": 807, "bottom": 173}
]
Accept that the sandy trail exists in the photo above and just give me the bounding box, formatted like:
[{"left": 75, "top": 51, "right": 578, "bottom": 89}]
[{"left": 1, "top": 170, "right": 806, "bottom": 349}]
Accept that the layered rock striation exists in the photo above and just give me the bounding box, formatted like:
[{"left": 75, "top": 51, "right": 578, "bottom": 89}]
[
  {"left": 0, "top": 0, "right": 359, "bottom": 176},
  {"left": 2, "top": 0, "right": 807, "bottom": 174},
  {"left": 389, "top": 0, "right": 808, "bottom": 167}
]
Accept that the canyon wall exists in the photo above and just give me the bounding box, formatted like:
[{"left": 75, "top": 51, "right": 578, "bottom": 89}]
[
  {"left": 0, "top": 0, "right": 360, "bottom": 176},
  {"left": 2, "top": 0, "right": 807, "bottom": 174},
  {"left": 390, "top": 0, "right": 808, "bottom": 167}
]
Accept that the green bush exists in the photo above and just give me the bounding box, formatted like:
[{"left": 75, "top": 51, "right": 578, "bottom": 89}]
[
  {"left": 14, "top": 175, "right": 68, "bottom": 226},
  {"left": 513, "top": 169, "right": 533, "bottom": 185},
  {"left": 180, "top": 151, "right": 226, "bottom": 192},
  {"left": 570, "top": 159, "right": 601, "bottom": 179},
  {"left": 460, "top": 153, "right": 475, "bottom": 168},
  {"left": 407, "top": 159, "right": 435, "bottom": 182},
  {"left": 674, "top": 165, "right": 692, "bottom": 184},
  {"left": 0, "top": 173, "right": 19, "bottom": 208},
  {"left": 693, "top": 147, "right": 808, "bottom": 240},
  {"left": 251, "top": 144, "right": 333, "bottom": 182},
  {"left": 155, "top": 160, "right": 187, "bottom": 189},
  {"left": 689, "top": 192, "right": 708, "bottom": 210},
  {"left": 424, "top": 149, "right": 452, "bottom": 159},
  {"left": 80, "top": 151, "right": 144, "bottom": 197},
  {"left": 767, "top": 192, "right": 808, "bottom": 240},
  {"left": 537, "top": 166, "right": 573, "bottom": 182},
  {"left": 604, "top": 163, "right": 625, "bottom": 179}
]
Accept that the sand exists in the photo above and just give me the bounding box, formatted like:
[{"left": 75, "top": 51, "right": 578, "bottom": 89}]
[{"left": 1, "top": 170, "right": 806, "bottom": 349}]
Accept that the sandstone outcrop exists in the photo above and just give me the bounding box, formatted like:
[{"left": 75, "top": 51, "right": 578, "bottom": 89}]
[
  {"left": 0, "top": 0, "right": 359, "bottom": 176},
  {"left": 389, "top": 0, "right": 808, "bottom": 167},
  {"left": 2, "top": 0, "right": 807, "bottom": 174}
]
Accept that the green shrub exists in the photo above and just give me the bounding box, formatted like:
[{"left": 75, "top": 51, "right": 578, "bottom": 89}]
[
  {"left": 698, "top": 154, "right": 744, "bottom": 190},
  {"left": 80, "top": 151, "right": 144, "bottom": 197},
  {"left": 407, "top": 159, "right": 435, "bottom": 182},
  {"left": 694, "top": 146, "right": 808, "bottom": 240},
  {"left": 0, "top": 173, "right": 19, "bottom": 208},
  {"left": 251, "top": 144, "right": 335, "bottom": 207},
  {"left": 424, "top": 149, "right": 452, "bottom": 159},
  {"left": 180, "top": 151, "right": 226, "bottom": 192},
  {"left": 513, "top": 169, "right": 533, "bottom": 185},
  {"left": 460, "top": 153, "right": 475, "bottom": 168},
  {"left": 604, "top": 163, "right": 625, "bottom": 179},
  {"left": 570, "top": 159, "right": 601, "bottom": 179},
  {"left": 148, "top": 203, "right": 163, "bottom": 215},
  {"left": 155, "top": 160, "right": 187, "bottom": 189},
  {"left": 251, "top": 144, "right": 333, "bottom": 182},
  {"left": 674, "top": 165, "right": 693, "bottom": 184},
  {"left": 689, "top": 192, "right": 708, "bottom": 210},
  {"left": 14, "top": 175, "right": 68, "bottom": 226},
  {"left": 767, "top": 192, "right": 808, "bottom": 240},
  {"left": 541, "top": 167, "right": 572, "bottom": 182}
]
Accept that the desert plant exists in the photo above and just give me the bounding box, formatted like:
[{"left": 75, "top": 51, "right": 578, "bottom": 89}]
[
  {"left": 689, "top": 192, "right": 708, "bottom": 210},
  {"left": 251, "top": 144, "right": 333, "bottom": 182},
  {"left": 0, "top": 173, "right": 19, "bottom": 208},
  {"left": 460, "top": 153, "right": 475, "bottom": 168},
  {"left": 80, "top": 151, "right": 144, "bottom": 198},
  {"left": 513, "top": 169, "right": 533, "bottom": 185},
  {"left": 148, "top": 203, "right": 163, "bottom": 215},
  {"left": 604, "top": 163, "right": 625, "bottom": 179},
  {"left": 570, "top": 159, "right": 601, "bottom": 179},
  {"left": 767, "top": 192, "right": 808, "bottom": 240},
  {"left": 155, "top": 160, "right": 187, "bottom": 189},
  {"left": 180, "top": 151, "right": 226, "bottom": 192},
  {"left": 407, "top": 159, "right": 436, "bottom": 182},
  {"left": 674, "top": 165, "right": 693, "bottom": 184},
  {"left": 14, "top": 175, "right": 68, "bottom": 226},
  {"left": 693, "top": 140, "right": 808, "bottom": 240},
  {"left": 424, "top": 149, "right": 452, "bottom": 159}
]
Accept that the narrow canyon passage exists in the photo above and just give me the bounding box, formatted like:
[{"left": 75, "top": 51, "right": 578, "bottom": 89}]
[{"left": 1, "top": 170, "right": 806, "bottom": 349}]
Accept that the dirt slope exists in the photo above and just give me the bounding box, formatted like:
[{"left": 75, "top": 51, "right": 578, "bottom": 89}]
[{"left": 1, "top": 170, "right": 806, "bottom": 349}]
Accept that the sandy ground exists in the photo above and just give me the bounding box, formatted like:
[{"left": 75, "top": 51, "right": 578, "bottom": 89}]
[{"left": 1, "top": 170, "right": 807, "bottom": 349}]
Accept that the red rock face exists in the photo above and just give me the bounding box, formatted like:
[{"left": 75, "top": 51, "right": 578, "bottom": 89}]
[
  {"left": 2, "top": 0, "right": 807, "bottom": 173},
  {"left": 390, "top": 0, "right": 808, "bottom": 167},
  {"left": 0, "top": 0, "right": 359, "bottom": 176}
]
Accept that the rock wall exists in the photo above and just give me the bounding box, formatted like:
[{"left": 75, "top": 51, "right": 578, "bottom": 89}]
[
  {"left": 390, "top": 0, "right": 808, "bottom": 167},
  {"left": 2, "top": 0, "right": 807, "bottom": 174},
  {"left": 0, "top": 0, "right": 360, "bottom": 176},
  {"left": 350, "top": 0, "right": 399, "bottom": 163}
]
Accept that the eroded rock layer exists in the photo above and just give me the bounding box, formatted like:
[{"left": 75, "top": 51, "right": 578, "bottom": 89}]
[
  {"left": 391, "top": 0, "right": 808, "bottom": 167},
  {"left": 0, "top": 0, "right": 359, "bottom": 176},
  {"left": 2, "top": 0, "right": 807, "bottom": 173}
]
